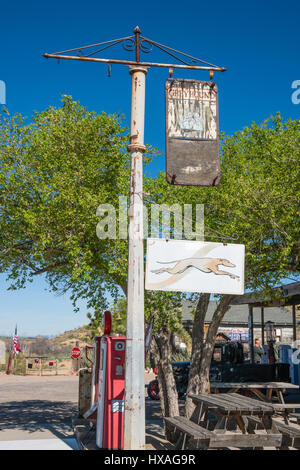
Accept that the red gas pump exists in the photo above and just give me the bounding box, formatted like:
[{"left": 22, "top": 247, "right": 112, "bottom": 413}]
[
  {"left": 95, "top": 311, "right": 126, "bottom": 449},
  {"left": 96, "top": 334, "right": 126, "bottom": 449},
  {"left": 85, "top": 312, "right": 153, "bottom": 448}
]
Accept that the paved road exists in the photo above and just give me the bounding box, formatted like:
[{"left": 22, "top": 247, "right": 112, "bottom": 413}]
[
  {"left": 0, "top": 372, "right": 169, "bottom": 450},
  {"left": 0, "top": 375, "right": 80, "bottom": 449}
]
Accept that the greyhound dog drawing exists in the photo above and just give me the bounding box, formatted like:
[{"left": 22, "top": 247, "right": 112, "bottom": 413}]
[{"left": 151, "top": 257, "right": 240, "bottom": 280}]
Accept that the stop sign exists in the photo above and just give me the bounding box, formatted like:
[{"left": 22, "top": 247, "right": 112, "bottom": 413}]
[{"left": 71, "top": 347, "right": 81, "bottom": 359}]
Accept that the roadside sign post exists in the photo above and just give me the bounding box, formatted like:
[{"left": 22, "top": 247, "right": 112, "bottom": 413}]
[
  {"left": 71, "top": 345, "right": 81, "bottom": 374},
  {"left": 43, "top": 26, "right": 226, "bottom": 450},
  {"left": 71, "top": 347, "right": 81, "bottom": 359}
]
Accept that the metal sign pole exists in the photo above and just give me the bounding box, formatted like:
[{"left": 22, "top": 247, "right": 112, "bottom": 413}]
[
  {"left": 42, "top": 27, "right": 226, "bottom": 451},
  {"left": 124, "top": 61, "right": 147, "bottom": 450}
]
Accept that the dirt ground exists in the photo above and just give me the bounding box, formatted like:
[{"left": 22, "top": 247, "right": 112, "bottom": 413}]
[
  {"left": 0, "top": 371, "right": 169, "bottom": 449},
  {"left": 4, "top": 374, "right": 299, "bottom": 450},
  {"left": 0, "top": 375, "right": 79, "bottom": 443}
]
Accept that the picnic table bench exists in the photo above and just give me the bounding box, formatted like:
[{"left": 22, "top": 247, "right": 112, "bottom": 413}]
[
  {"left": 210, "top": 381, "right": 299, "bottom": 404},
  {"left": 164, "top": 392, "right": 300, "bottom": 450},
  {"left": 164, "top": 416, "right": 281, "bottom": 449},
  {"left": 245, "top": 415, "right": 300, "bottom": 448},
  {"left": 290, "top": 413, "right": 300, "bottom": 425}
]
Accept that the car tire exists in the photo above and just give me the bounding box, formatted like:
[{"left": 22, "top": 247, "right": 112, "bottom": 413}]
[{"left": 147, "top": 379, "right": 160, "bottom": 400}]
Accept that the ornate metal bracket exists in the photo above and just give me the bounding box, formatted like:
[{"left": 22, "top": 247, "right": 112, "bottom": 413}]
[{"left": 43, "top": 26, "right": 226, "bottom": 73}]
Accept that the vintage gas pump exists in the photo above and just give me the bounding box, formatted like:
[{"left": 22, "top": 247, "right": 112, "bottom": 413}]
[{"left": 96, "top": 311, "right": 126, "bottom": 449}]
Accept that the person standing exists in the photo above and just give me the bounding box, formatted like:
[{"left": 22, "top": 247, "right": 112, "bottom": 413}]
[{"left": 253, "top": 338, "right": 264, "bottom": 364}]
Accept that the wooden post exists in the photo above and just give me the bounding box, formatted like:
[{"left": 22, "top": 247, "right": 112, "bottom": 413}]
[
  {"left": 261, "top": 307, "right": 265, "bottom": 345},
  {"left": 74, "top": 341, "right": 80, "bottom": 373},
  {"left": 6, "top": 352, "right": 12, "bottom": 375},
  {"left": 78, "top": 368, "right": 92, "bottom": 417},
  {"left": 292, "top": 304, "right": 297, "bottom": 343},
  {"left": 248, "top": 305, "right": 254, "bottom": 363}
]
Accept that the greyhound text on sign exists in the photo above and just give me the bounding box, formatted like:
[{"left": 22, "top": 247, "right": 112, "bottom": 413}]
[{"left": 145, "top": 239, "right": 245, "bottom": 295}]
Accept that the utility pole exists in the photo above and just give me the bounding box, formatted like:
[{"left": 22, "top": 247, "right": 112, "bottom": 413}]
[
  {"left": 124, "top": 27, "right": 147, "bottom": 448},
  {"left": 124, "top": 65, "right": 147, "bottom": 449},
  {"left": 43, "top": 27, "right": 225, "bottom": 450}
]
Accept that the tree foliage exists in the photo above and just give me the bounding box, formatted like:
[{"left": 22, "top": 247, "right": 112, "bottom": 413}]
[
  {"left": 0, "top": 97, "right": 134, "bottom": 309},
  {"left": 0, "top": 97, "right": 186, "bottom": 335}
]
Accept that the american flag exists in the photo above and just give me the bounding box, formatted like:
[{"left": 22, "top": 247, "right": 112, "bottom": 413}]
[{"left": 13, "top": 325, "right": 21, "bottom": 356}]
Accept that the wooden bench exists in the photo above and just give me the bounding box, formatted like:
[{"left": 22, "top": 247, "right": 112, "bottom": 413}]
[
  {"left": 164, "top": 416, "right": 282, "bottom": 450},
  {"left": 246, "top": 415, "right": 300, "bottom": 449},
  {"left": 273, "top": 419, "right": 300, "bottom": 448},
  {"left": 290, "top": 413, "right": 300, "bottom": 425},
  {"left": 164, "top": 416, "right": 212, "bottom": 449}
]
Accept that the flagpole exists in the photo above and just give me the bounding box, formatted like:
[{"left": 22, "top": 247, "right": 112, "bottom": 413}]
[{"left": 6, "top": 353, "right": 12, "bottom": 375}]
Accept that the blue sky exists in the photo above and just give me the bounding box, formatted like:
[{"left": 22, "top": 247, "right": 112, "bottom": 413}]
[{"left": 0, "top": 0, "right": 299, "bottom": 336}]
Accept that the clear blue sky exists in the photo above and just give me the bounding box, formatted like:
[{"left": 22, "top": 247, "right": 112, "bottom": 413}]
[{"left": 0, "top": 0, "right": 299, "bottom": 336}]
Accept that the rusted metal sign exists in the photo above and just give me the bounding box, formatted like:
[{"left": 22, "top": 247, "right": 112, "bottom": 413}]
[{"left": 165, "top": 79, "right": 221, "bottom": 186}]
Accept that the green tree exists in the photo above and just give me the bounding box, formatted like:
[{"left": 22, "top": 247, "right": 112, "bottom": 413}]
[
  {"left": 2, "top": 99, "right": 298, "bottom": 426},
  {"left": 0, "top": 96, "right": 141, "bottom": 309},
  {"left": 0, "top": 98, "right": 186, "bottom": 423}
]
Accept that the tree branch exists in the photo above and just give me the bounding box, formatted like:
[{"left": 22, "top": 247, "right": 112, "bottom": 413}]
[{"left": 29, "top": 261, "right": 69, "bottom": 276}]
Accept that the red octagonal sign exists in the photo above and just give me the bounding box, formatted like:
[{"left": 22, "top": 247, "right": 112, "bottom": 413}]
[{"left": 71, "top": 347, "right": 81, "bottom": 359}]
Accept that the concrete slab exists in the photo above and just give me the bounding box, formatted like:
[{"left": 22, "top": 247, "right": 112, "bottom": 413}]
[
  {"left": 0, "top": 438, "right": 80, "bottom": 450},
  {"left": 0, "top": 375, "right": 80, "bottom": 448},
  {"left": 0, "top": 422, "right": 74, "bottom": 441}
]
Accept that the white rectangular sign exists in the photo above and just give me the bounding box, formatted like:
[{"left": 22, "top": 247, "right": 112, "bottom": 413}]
[{"left": 145, "top": 239, "right": 245, "bottom": 295}]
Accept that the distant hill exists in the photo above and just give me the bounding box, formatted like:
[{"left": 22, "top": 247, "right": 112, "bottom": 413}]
[
  {"left": 50, "top": 324, "right": 97, "bottom": 348},
  {"left": 0, "top": 324, "right": 99, "bottom": 356}
]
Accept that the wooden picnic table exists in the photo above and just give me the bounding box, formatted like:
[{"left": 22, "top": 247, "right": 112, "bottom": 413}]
[
  {"left": 210, "top": 381, "right": 299, "bottom": 404},
  {"left": 189, "top": 392, "right": 276, "bottom": 433},
  {"left": 189, "top": 392, "right": 300, "bottom": 431},
  {"left": 164, "top": 393, "right": 300, "bottom": 449},
  {"left": 165, "top": 392, "right": 282, "bottom": 449}
]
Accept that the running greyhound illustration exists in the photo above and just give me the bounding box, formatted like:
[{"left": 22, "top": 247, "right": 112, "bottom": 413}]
[{"left": 151, "top": 257, "right": 240, "bottom": 280}]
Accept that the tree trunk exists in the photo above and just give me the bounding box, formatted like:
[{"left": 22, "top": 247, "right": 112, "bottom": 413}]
[
  {"left": 185, "top": 293, "right": 210, "bottom": 418},
  {"left": 150, "top": 332, "right": 179, "bottom": 441},
  {"left": 185, "top": 294, "right": 235, "bottom": 419}
]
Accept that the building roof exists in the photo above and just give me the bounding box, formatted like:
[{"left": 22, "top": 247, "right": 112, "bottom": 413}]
[
  {"left": 182, "top": 300, "right": 296, "bottom": 327},
  {"left": 231, "top": 282, "right": 300, "bottom": 307}
]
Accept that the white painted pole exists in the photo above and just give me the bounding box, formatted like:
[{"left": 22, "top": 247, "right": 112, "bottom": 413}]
[{"left": 123, "top": 65, "right": 147, "bottom": 450}]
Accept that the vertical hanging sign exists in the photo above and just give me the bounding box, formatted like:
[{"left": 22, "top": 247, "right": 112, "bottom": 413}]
[{"left": 165, "top": 79, "right": 221, "bottom": 186}]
